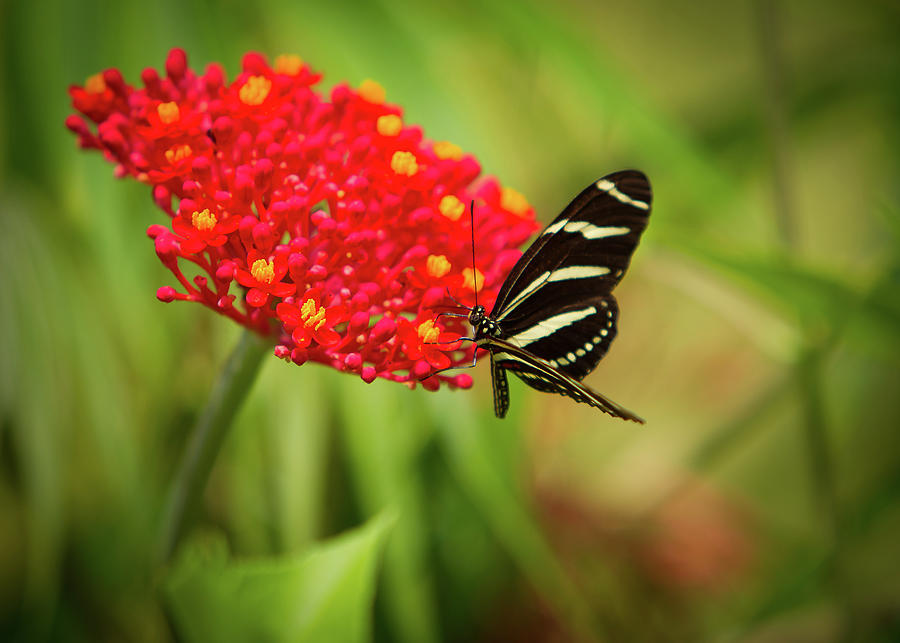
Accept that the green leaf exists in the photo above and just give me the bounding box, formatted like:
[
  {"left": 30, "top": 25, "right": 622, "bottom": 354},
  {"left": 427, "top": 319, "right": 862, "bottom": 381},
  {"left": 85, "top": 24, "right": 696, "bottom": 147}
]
[
  {"left": 426, "top": 392, "right": 602, "bottom": 642},
  {"left": 164, "top": 512, "right": 395, "bottom": 643},
  {"left": 333, "top": 377, "right": 441, "bottom": 643}
]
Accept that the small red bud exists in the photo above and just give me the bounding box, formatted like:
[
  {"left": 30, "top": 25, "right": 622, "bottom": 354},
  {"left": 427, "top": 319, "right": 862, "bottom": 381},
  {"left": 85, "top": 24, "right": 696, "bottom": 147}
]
[
  {"left": 165, "top": 48, "right": 188, "bottom": 80},
  {"left": 371, "top": 317, "right": 397, "bottom": 343},
  {"left": 349, "top": 311, "right": 370, "bottom": 333},
  {"left": 343, "top": 353, "right": 362, "bottom": 370},
  {"left": 157, "top": 286, "right": 177, "bottom": 302}
]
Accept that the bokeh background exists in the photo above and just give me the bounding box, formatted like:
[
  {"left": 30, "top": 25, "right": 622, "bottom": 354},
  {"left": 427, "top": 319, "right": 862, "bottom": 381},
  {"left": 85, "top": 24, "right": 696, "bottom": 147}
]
[{"left": 2, "top": 0, "right": 899, "bottom": 641}]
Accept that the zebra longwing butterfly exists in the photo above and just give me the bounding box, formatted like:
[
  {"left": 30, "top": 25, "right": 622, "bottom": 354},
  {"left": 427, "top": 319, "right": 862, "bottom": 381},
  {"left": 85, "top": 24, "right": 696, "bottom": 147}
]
[{"left": 467, "top": 170, "right": 651, "bottom": 422}]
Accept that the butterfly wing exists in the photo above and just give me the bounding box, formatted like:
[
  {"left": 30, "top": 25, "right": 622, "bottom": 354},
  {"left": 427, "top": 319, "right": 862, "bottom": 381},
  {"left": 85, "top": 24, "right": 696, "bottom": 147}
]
[
  {"left": 482, "top": 336, "right": 644, "bottom": 423},
  {"left": 490, "top": 353, "right": 511, "bottom": 419},
  {"left": 490, "top": 170, "right": 651, "bottom": 381}
]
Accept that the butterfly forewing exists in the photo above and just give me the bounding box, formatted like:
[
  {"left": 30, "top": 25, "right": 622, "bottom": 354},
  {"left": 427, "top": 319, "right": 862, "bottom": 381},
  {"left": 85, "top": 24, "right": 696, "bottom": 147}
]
[
  {"left": 491, "top": 170, "right": 651, "bottom": 319},
  {"left": 475, "top": 170, "right": 651, "bottom": 421}
]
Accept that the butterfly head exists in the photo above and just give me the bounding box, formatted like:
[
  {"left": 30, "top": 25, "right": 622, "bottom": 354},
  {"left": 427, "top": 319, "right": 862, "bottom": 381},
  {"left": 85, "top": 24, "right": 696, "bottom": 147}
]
[{"left": 468, "top": 304, "right": 499, "bottom": 338}]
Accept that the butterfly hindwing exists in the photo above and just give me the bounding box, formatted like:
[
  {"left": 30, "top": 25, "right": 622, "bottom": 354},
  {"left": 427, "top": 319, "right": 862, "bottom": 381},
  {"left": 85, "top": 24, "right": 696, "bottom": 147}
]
[
  {"left": 502, "top": 295, "right": 619, "bottom": 380},
  {"left": 483, "top": 337, "right": 644, "bottom": 423},
  {"left": 490, "top": 353, "right": 510, "bottom": 419}
]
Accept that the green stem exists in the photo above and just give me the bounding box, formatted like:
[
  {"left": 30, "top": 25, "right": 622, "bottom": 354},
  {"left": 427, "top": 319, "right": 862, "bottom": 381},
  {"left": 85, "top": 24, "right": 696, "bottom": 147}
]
[
  {"left": 754, "top": 0, "right": 797, "bottom": 250},
  {"left": 755, "top": 5, "right": 854, "bottom": 635},
  {"left": 797, "top": 346, "right": 856, "bottom": 640},
  {"left": 157, "top": 329, "right": 270, "bottom": 564},
  {"left": 797, "top": 349, "right": 841, "bottom": 545}
]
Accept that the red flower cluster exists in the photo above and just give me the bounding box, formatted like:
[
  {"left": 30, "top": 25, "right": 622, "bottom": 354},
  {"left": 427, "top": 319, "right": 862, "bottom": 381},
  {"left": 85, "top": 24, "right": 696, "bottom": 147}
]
[{"left": 67, "top": 49, "right": 539, "bottom": 389}]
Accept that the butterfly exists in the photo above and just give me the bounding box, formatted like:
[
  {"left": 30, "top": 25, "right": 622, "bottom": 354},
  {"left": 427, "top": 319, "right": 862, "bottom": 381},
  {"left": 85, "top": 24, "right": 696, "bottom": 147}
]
[{"left": 464, "top": 170, "right": 652, "bottom": 422}]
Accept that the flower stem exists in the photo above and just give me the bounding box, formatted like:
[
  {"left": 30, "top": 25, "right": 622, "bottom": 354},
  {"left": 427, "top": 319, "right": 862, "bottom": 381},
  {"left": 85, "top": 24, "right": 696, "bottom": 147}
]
[
  {"left": 798, "top": 346, "right": 857, "bottom": 639},
  {"left": 157, "top": 329, "right": 270, "bottom": 564},
  {"left": 754, "top": 0, "right": 797, "bottom": 250}
]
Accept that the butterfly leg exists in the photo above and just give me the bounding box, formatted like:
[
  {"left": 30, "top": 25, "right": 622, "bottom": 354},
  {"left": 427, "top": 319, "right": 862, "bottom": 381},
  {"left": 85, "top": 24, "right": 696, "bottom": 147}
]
[
  {"left": 418, "top": 338, "right": 480, "bottom": 381},
  {"left": 433, "top": 311, "right": 470, "bottom": 324}
]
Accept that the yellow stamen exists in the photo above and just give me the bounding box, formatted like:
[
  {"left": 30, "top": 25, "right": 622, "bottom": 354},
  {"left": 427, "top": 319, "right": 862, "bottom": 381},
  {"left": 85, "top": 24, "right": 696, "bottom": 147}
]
[
  {"left": 463, "top": 268, "right": 484, "bottom": 293},
  {"left": 239, "top": 75, "right": 272, "bottom": 106},
  {"left": 391, "top": 151, "right": 418, "bottom": 177},
  {"left": 251, "top": 258, "right": 275, "bottom": 284},
  {"left": 165, "top": 144, "right": 192, "bottom": 164},
  {"left": 300, "top": 298, "right": 327, "bottom": 330},
  {"left": 85, "top": 73, "right": 106, "bottom": 94},
  {"left": 377, "top": 114, "right": 402, "bottom": 136},
  {"left": 425, "top": 254, "right": 451, "bottom": 278},
  {"left": 438, "top": 195, "right": 464, "bottom": 221},
  {"left": 417, "top": 320, "right": 441, "bottom": 344},
  {"left": 157, "top": 101, "right": 180, "bottom": 124},
  {"left": 433, "top": 141, "right": 462, "bottom": 161},
  {"left": 501, "top": 186, "right": 530, "bottom": 217},
  {"left": 191, "top": 208, "right": 217, "bottom": 231},
  {"left": 359, "top": 79, "right": 386, "bottom": 104},
  {"left": 274, "top": 54, "right": 303, "bottom": 75}
]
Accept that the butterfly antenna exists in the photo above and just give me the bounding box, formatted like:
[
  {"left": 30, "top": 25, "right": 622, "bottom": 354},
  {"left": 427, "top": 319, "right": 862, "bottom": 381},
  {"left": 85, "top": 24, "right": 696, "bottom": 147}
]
[
  {"left": 444, "top": 288, "right": 470, "bottom": 310},
  {"left": 470, "top": 200, "right": 478, "bottom": 308}
]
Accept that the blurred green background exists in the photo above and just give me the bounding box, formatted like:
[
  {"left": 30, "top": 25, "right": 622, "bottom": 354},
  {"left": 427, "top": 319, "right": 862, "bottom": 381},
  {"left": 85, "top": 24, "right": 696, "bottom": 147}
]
[{"left": 2, "top": 0, "right": 899, "bottom": 641}]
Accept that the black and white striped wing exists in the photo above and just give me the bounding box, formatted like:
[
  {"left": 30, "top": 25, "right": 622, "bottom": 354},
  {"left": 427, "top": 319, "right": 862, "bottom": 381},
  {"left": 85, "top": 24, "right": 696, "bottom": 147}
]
[
  {"left": 491, "top": 170, "right": 651, "bottom": 380},
  {"left": 485, "top": 337, "right": 644, "bottom": 423},
  {"left": 490, "top": 353, "right": 511, "bottom": 419}
]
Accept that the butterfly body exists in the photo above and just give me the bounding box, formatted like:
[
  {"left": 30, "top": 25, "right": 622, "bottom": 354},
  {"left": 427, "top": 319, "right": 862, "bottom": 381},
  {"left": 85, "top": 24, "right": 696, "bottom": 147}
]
[{"left": 470, "top": 170, "right": 652, "bottom": 422}]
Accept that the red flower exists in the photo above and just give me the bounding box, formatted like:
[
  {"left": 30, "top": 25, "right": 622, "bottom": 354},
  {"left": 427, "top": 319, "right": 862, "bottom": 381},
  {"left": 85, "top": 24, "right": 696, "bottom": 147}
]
[
  {"left": 171, "top": 201, "right": 241, "bottom": 253},
  {"left": 68, "top": 72, "right": 126, "bottom": 124},
  {"left": 66, "top": 49, "right": 540, "bottom": 390},
  {"left": 397, "top": 314, "right": 462, "bottom": 375},
  {"left": 234, "top": 250, "right": 296, "bottom": 307},
  {"left": 276, "top": 288, "right": 345, "bottom": 349},
  {"left": 137, "top": 100, "right": 203, "bottom": 140}
]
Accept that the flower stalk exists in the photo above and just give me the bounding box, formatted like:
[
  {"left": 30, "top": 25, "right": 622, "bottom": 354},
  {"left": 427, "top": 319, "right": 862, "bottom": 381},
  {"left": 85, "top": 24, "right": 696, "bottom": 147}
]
[{"left": 157, "top": 329, "right": 269, "bottom": 563}]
